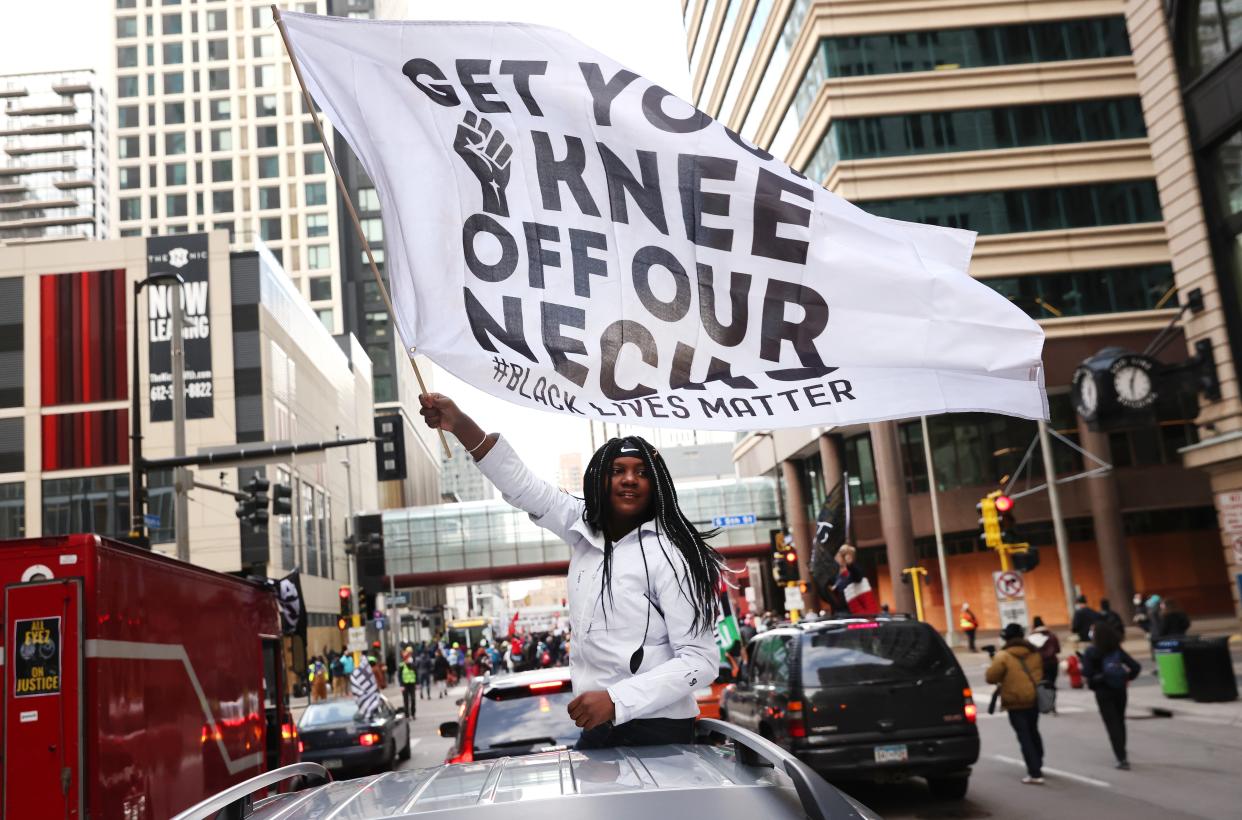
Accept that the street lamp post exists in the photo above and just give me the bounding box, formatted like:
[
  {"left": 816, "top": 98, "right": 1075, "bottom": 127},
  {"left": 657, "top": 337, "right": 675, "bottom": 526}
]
[{"left": 129, "top": 272, "right": 185, "bottom": 550}]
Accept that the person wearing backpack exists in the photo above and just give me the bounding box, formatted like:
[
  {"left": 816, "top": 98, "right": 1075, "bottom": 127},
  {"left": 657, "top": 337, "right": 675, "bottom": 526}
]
[
  {"left": 1081, "top": 622, "right": 1141, "bottom": 770},
  {"left": 985, "top": 623, "right": 1046, "bottom": 784}
]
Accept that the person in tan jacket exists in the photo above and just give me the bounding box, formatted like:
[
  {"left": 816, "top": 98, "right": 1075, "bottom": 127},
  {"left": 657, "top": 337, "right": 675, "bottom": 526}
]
[{"left": 986, "top": 623, "right": 1046, "bottom": 784}]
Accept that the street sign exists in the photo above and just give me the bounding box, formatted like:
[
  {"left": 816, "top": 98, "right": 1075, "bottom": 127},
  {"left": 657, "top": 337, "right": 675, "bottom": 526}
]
[
  {"left": 712, "top": 513, "right": 756, "bottom": 528},
  {"left": 1217, "top": 491, "right": 1242, "bottom": 534},
  {"left": 143, "top": 514, "right": 160, "bottom": 528},
  {"left": 388, "top": 593, "right": 409, "bottom": 606},
  {"left": 347, "top": 626, "right": 367, "bottom": 652},
  {"left": 715, "top": 614, "right": 740, "bottom": 661},
  {"left": 375, "top": 616, "right": 386, "bottom": 630},
  {"left": 993, "top": 570, "right": 1025, "bottom": 600},
  {"left": 784, "top": 585, "right": 803, "bottom": 612},
  {"left": 997, "top": 599, "right": 1029, "bottom": 630}
]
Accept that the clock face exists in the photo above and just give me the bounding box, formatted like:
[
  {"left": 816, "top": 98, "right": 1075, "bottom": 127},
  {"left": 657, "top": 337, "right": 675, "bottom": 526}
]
[
  {"left": 1113, "top": 364, "right": 1154, "bottom": 408},
  {"left": 1077, "top": 374, "right": 1098, "bottom": 415}
]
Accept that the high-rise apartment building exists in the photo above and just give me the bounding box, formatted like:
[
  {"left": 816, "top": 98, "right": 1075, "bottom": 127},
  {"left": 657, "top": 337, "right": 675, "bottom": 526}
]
[
  {"left": 694, "top": 0, "right": 1232, "bottom": 625},
  {"left": 110, "top": 0, "right": 342, "bottom": 332},
  {"left": 0, "top": 69, "right": 110, "bottom": 244},
  {"left": 440, "top": 440, "right": 495, "bottom": 503}
]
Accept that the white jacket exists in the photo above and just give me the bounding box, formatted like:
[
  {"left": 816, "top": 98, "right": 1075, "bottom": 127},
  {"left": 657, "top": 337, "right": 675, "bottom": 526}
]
[{"left": 475, "top": 436, "right": 719, "bottom": 724}]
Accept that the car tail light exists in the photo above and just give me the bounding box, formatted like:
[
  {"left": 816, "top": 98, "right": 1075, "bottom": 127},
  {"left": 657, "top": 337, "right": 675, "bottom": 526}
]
[
  {"left": 846, "top": 622, "right": 880, "bottom": 630},
  {"left": 963, "top": 687, "right": 977, "bottom": 724},
  {"left": 447, "top": 686, "right": 485, "bottom": 764},
  {"left": 297, "top": 740, "right": 304, "bottom": 754},
  {"left": 358, "top": 732, "right": 382, "bottom": 746},
  {"left": 281, "top": 722, "right": 297, "bottom": 741},
  {"left": 528, "top": 680, "right": 566, "bottom": 693},
  {"left": 786, "top": 700, "right": 807, "bottom": 739}
]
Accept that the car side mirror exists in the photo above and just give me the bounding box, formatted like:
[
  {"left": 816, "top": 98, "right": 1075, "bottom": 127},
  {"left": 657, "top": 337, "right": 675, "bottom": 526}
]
[{"left": 438, "top": 721, "right": 459, "bottom": 738}]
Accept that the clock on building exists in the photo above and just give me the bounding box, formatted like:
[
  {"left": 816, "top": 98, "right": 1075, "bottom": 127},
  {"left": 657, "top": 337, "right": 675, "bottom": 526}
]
[
  {"left": 1109, "top": 354, "right": 1158, "bottom": 409},
  {"left": 1071, "top": 364, "right": 1100, "bottom": 420}
]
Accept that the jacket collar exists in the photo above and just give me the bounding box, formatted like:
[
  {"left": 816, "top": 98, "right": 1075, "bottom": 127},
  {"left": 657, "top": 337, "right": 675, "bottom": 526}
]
[{"left": 569, "top": 517, "right": 660, "bottom": 551}]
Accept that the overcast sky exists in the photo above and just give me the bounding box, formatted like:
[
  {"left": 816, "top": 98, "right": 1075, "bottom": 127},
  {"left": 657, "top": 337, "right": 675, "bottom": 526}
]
[{"left": 1, "top": 1, "right": 694, "bottom": 482}]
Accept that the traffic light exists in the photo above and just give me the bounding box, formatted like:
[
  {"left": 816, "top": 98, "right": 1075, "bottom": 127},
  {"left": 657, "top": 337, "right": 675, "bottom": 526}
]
[
  {"left": 338, "top": 585, "right": 351, "bottom": 619},
  {"left": 357, "top": 588, "right": 370, "bottom": 623},
  {"left": 976, "top": 494, "right": 1001, "bottom": 549},
  {"left": 271, "top": 482, "right": 293, "bottom": 516},
  {"left": 374, "top": 414, "right": 407, "bottom": 481},
  {"left": 1012, "top": 546, "right": 1041, "bottom": 572},
  {"left": 776, "top": 548, "right": 800, "bottom": 583},
  {"left": 996, "top": 494, "right": 1018, "bottom": 543},
  {"left": 337, "top": 617, "right": 348, "bottom": 631}
]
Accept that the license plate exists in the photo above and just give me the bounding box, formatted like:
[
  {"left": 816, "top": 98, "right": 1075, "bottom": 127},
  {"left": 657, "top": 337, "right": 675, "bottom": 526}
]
[
  {"left": 322, "top": 759, "right": 343, "bottom": 769},
  {"left": 874, "top": 744, "right": 908, "bottom": 764}
]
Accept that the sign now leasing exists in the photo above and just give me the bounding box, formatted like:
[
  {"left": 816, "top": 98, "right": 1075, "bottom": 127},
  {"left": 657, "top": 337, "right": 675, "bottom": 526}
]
[{"left": 282, "top": 13, "right": 1046, "bottom": 430}]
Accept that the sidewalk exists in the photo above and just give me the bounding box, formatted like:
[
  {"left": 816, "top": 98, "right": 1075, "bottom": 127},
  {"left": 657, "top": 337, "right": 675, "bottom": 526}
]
[{"left": 953, "top": 615, "right": 1242, "bottom": 725}]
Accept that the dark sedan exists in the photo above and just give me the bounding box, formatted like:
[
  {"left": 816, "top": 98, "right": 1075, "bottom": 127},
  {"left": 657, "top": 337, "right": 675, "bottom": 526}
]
[{"left": 296, "top": 696, "right": 410, "bottom": 775}]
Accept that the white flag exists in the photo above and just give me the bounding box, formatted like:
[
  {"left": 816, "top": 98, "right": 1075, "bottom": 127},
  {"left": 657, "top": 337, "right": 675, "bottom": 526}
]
[{"left": 281, "top": 13, "right": 1046, "bottom": 429}]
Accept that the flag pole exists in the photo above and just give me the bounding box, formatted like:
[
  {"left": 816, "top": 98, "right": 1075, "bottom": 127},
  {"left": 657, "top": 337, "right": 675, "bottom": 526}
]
[{"left": 271, "top": 5, "right": 449, "bottom": 458}]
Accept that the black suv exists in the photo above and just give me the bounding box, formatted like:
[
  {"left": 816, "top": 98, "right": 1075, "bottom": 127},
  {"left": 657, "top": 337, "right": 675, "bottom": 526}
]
[{"left": 722, "top": 615, "right": 980, "bottom": 799}]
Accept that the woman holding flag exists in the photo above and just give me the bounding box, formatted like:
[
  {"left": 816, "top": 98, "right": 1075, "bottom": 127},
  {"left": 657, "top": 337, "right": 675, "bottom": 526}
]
[{"left": 419, "top": 393, "right": 722, "bottom": 749}]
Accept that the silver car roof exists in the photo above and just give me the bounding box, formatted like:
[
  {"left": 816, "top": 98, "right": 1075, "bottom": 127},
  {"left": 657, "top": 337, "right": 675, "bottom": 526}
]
[{"left": 247, "top": 746, "right": 827, "bottom": 820}]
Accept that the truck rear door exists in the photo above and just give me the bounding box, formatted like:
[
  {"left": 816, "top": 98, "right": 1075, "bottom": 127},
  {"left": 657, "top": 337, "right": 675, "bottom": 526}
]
[{"left": 2, "top": 579, "right": 84, "bottom": 819}]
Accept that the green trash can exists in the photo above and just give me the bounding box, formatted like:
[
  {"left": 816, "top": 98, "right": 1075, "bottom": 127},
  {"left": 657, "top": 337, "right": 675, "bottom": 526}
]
[{"left": 1155, "top": 637, "right": 1189, "bottom": 698}]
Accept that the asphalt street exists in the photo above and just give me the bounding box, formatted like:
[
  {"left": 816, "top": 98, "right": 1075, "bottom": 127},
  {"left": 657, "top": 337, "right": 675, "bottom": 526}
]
[{"left": 376, "top": 656, "right": 1242, "bottom": 819}]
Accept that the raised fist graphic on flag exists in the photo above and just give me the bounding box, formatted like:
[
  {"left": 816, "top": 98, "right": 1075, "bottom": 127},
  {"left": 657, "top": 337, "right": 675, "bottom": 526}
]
[{"left": 453, "top": 110, "right": 513, "bottom": 217}]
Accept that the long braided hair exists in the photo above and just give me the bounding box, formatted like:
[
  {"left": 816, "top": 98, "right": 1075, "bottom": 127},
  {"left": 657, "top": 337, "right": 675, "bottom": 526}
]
[{"left": 582, "top": 435, "right": 724, "bottom": 635}]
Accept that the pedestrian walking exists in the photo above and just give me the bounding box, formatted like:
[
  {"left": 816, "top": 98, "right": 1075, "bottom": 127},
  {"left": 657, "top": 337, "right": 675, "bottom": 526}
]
[
  {"left": 959, "top": 604, "right": 979, "bottom": 652},
  {"left": 986, "top": 623, "right": 1046, "bottom": 784},
  {"left": 1081, "top": 622, "right": 1141, "bottom": 769},
  {"left": 311, "top": 657, "right": 329, "bottom": 703},
  {"left": 1132, "top": 593, "right": 1151, "bottom": 634},
  {"left": 1157, "top": 599, "right": 1191, "bottom": 637},
  {"left": 420, "top": 393, "right": 722, "bottom": 749},
  {"left": 416, "top": 650, "right": 433, "bottom": 699},
  {"left": 1028, "top": 616, "right": 1061, "bottom": 688},
  {"left": 1099, "top": 598, "right": 1124, "bottom": 635},
  {"left": 433, "top": 648, "right": 449, "bottom": 697},
  {"left": 1071, "top": 595, "right": 1102, "bottom": 644},
  {"left": 330, "top": 653, "right": 346, "bottom": 697},
  {"left": 368, "top": 643, "right": 386, "bottom": 689},
  {"left": 399, "top": 657, "right": 418, "bottom": 718}
]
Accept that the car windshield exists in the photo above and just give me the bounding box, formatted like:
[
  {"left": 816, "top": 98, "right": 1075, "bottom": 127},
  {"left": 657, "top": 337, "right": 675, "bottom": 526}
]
[
  {"left": 801, "top": 623, "right": 957, "bottom": 687},
  {"left": 299, "top": 700, "right": 361, "bottom": 728},
  {"left": 473, "top": 688, "right": 579, "bottom": 752}
]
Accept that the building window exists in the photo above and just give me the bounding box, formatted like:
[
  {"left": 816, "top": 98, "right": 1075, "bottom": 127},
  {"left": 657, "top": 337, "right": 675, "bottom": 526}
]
[
  {"left": 208, "top": 68, "right": 229, "bottom": 91},
  {"left": 983, "top": 264, "right": 1176, "bottom": 319},
  {"left": 843, "top": 434, "right": 878, "bottom": 506},
  {"left": 118, "top": 105, "right": 139, "bottom": 128},
  {"left": 0, "top": 483, "right": 24, "bottom": 539},
  {"left": 260, "top": 217, "right": 282, "bottom": 240},
  {"left": 306, "top": 212, "right": 329, "bottom": 237},
  {"left": 117, "top": 46, "right": 138, "bottom": 68},
  {"left": 256, "top": 125, "right": 279, "bottom": 148},
  {"left": 209, "top": 98, "right": 231, "bottom": 120},
  {"left": 303, "top": 121, "right": 318, "bottom": 143},
  {"left": 163, "top": 43, "right": 184, "bottom": 64},
  {"left": 120, "top": 197, "right": 141, "bottom": 220},
  {"left": 304, "top": 152, "right": 325, "bottom": 174},
  {"left": 303, "top": 482, "right": 318, "bottom": 575},
  {"left": 374, "top": 374, "right": 395, "bottom": 403},
  {"left": 164, "top": 132, "right": 187, "bottom": 155},
  {"left": 210, "top": 128, "right": 232, "bottom": 151},
  {"left": 257, "top": 155, "right": 279, "bottom": 178},
  {"left": 42, "top": 474, "right": 130, "bottom": 542},
  {"left": 211, "top": 158, "right": 233, "bottom": 181},
  {"left": 305, "top": 182, "right": 327, "bottom": 205},
  {"left": 316, "top": 308, "right": 334, "bottom": 331},
  {"left": 119, "top": 136, "right": 140, "bottom": 158},
  {"left": 255, "top": 94, "right": 278, "bottom": 117},
  {"left": 207, "top": 39, "right": 229, "bottom": 61},
  {"left": 119, "top": 166, "right": 141, "bottom": 190},
  {"left": 117, "top": 75, "right": 138, "bottom": 98},
  {"left": 357, "top": 186, "right": 379, "bottom": 211},
  {"left": 805, "top": 97, "right": 1148, "bottom": 181},
  {"left": 360, "top": 217, "right": 383, "bottom": 242},
  {"left": 165, "top": 163, "right": 187, "bottom": 186},
  {"left": 166, "top": 194, "right": 188, "bottom": 217},
  {"left": 212, "top": 190, "right": 234, "bottom": 213},
  {"left": 254, "top": 64, "right": 275, "bottom": 87},
  {"left": 277, "top": 467, "right": 294, "bottom": 569},
  {"left": 164, "top": 101, "right": 185, "bottom": 125},
  {"left": 116, "top": 0, "right": 136, "bottom": 8},
  {"left": 860, "top": 180, "right": 1163, "bottom": 235},
  {"left": 307, "top": 245, "right": 330, "bottom": 269},
  {"left": 163, "top": 71, "right": 184, "bottom": 94},
  {"left": 1180, "top": 2, "right": 1242, "bottom": 82},
  {"left": 254, "top": 35, "right": 277, "bottom": 58},
  {"left": 362, "top": 248, "right": 384, "bottom": 265},
  {"left": 206, "top": 8, "right": 227, "bottom": 30},
  {"left": 117, "top": 16, "right": 137, "bottom": 38},
  {"left": 258, "top": 186, "right": 281, "bottom": 209},
  {"left": 162, "top": 12, "right": 182, "bottom": 34},
  {"left": 309, "top": 276, "right": 332, "bottom": 301},
  {"left": 365, "top": 310, "right": 390, "bottom": 340}
]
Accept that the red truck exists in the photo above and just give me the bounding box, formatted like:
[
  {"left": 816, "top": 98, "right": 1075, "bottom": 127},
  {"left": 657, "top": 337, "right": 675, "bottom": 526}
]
[{"left": 0, "top": 533, "right": 300, "bottom": 819}]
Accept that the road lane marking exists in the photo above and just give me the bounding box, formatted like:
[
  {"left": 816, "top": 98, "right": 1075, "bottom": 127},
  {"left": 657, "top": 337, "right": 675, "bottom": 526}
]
[{"left": 992, "top": 755, "right": 1112, "bottom": 788}]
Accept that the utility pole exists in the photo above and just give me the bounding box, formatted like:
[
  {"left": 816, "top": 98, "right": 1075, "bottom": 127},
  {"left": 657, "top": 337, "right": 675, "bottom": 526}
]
[
  {"left": 1038, "top": 420, "right": 1076, "bottom": 624},
  {"left": 342, "top": 454, "right": 361, "bottom": 666}
]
